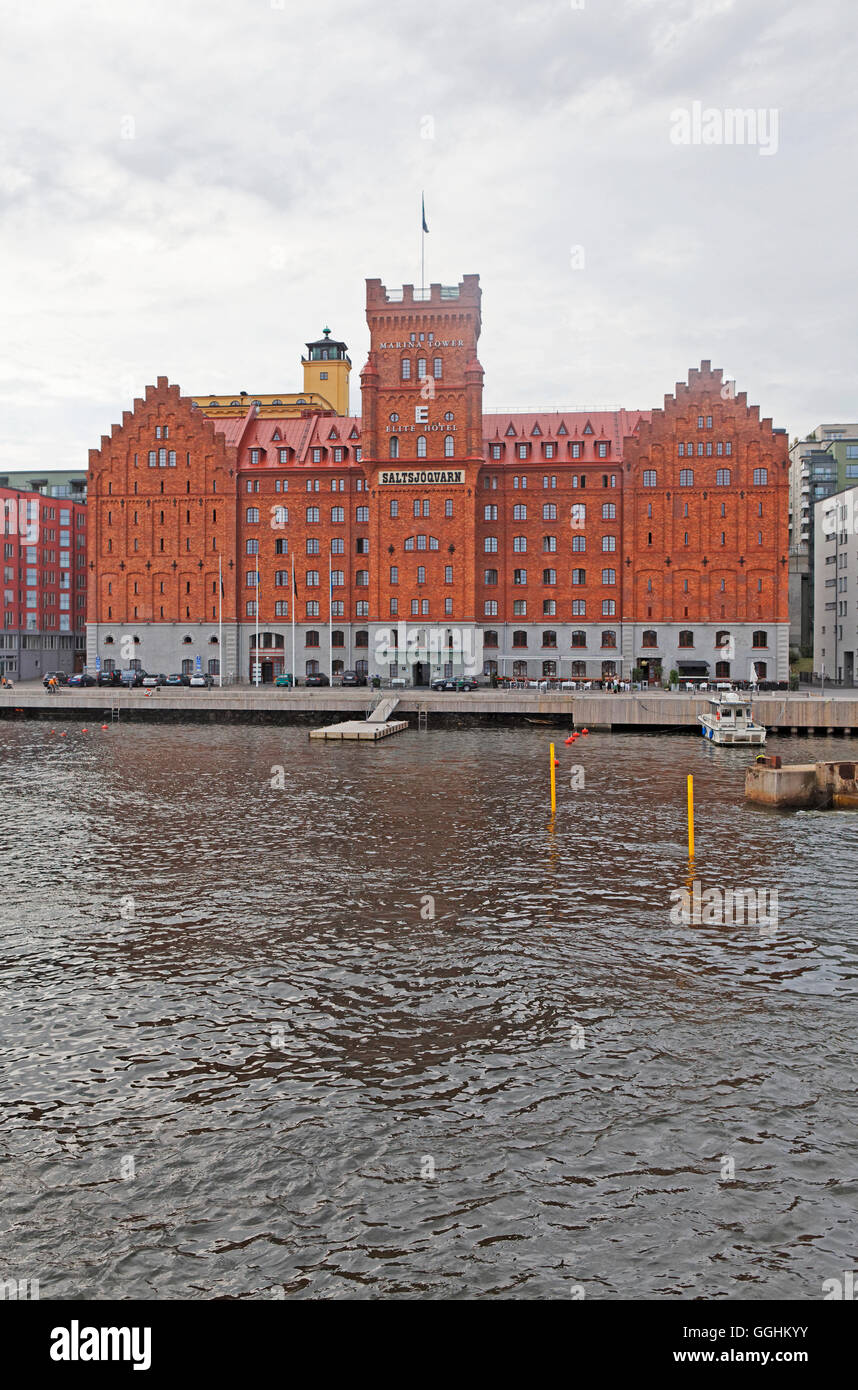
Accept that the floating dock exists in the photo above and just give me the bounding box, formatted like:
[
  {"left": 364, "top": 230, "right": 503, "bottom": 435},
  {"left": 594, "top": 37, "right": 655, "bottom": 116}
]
[
  {"left": 309, "top": 718, "right": 408, "bottom": 741},
  {"left": 746, "top": 758, "right": 858, "bottom": 809},
  {"left": 310, "top": 694, "right": 408, "bottom": 740}
]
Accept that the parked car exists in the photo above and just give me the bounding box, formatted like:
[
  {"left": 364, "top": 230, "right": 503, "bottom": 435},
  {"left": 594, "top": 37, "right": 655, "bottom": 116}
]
[
  {"left": 141, "top": 673, "right": 167, "bottom": 688},
  {"left": 188, "top": 674, "right": 212, "bottom": 688},
  {"left": 340, "top": 670, "right": 367, "bottom": 687},
  {"left": 67, "top": 673, "right": 97, "bottom": 687},
  {"left": 119, "top": 669, "right": 145, "bottom": 687},
  {"left": 431, "top": 676, "right": 480, "bottom": 692},
  {"left": 97, "top": 669, "right": 122, "bottom": 686},
  {"left": 304, "top": 673, "right": 330, "bottom": 687},
  {"left": 42, "top": 671, "right": 69, "bottom": 688},
  {"left": 274, "top": 674, "right": 294, "bottom": 687},
  {"left": 164, "top": 673, "right": 189, "bottom": 687}
]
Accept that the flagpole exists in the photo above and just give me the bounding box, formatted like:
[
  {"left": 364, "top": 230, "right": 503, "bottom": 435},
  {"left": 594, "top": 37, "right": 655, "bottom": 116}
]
[
  {"left": 421, "top": 190, "right": 425, "bottom": 292},
  {"left": 328, "top": 554, "right": 333, "bottom": 686},
  {"left": 291, "top": 552, "right": 296, "bottom": 688},
  {"left": 218, "top": 552, "right": 223, "bottom": 688},
  {"left": 254, "top": 573, "right": 259, "bottom": 686}
]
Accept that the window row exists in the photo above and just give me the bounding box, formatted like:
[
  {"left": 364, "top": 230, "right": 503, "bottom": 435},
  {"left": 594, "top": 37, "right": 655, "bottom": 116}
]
[
  {"left": 389, "top": 436, "right": 455, "bottom": 459},
  {"left": 482, "top": 600, "right": 618, "bottom": 617}
]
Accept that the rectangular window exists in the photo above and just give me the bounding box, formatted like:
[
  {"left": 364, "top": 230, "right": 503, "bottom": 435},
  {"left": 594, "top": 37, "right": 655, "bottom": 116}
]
[
  {"left": 643, "top": 470, "right": 657, "bottom": 487},
  {"left": 572, "top": 599, "right": 586, "bottom": 616},
  {"left": 306, "top": 507, "right": 320, "bottom": 522},
  {"left": 445, "top": 565, "right": 453, "bottom": 583},
  {"left": 445, "top": 498, "right": 453, "bottom": 517},
  {"left": 513, "top": 504, "right": 527, "bottom": 520},
  {"left": 513, "top": 599, "right": 527, "bottom": 615},
  {"left": 331, "top": 506, "right": 344, "bottom": 522},
  {"left": 484, "top": 504, "right": 497, "bottom": 520},
  {"left": 602, "top": 599, "right": 616, "bottom": 615},
  {"left": 543, "top": 503, "right": 557, "bottom": 520},
  {"left": 484, "top": 537, "right": 498, "bottom": 553},
  {"left": 390, "top": 499, "right": 398, "bottom": 517},
  {"left": 356, "top": 506, "right": 369, "bottom": 523}
]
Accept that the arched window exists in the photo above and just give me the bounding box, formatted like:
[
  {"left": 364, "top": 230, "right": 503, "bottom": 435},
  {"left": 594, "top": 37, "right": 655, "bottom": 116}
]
[
  {"left": 602, "top": 660, "right": 617, "bottom": 678},
  {"left": 512, "top": 630, "right": 528, "bottom": 648},
  {"left": 601, "top": 630, "right": 617, "bottom": 648},
  {"left": 716, "top": 630, "right": 730, "bottom": 648},
  {"left": 571, "top": 660, "right": 587, "bottom": 677},
  {"left": 306, "top": 659, "right": 320, "bottom": 675},
  {"left": 389, "top": 436, "right": 399, "bottom": 459},
  {"left": 331, "top": 630, "right": 344, "bottom": 647},
  {"left": 753, "top": 660, "right": 767, "bottom": 678},
  {"left": 641, "top": 630, "right": 657, "bottom": 647},
  {"left": 401, "top": 357, "right": 411, "bottom": 380},
  {"left": 306, "top": 630, "right": 319, "bottom": 647},
  {"left": 571, "top": 630, "right": 586, "bottom": 648},
  {"left": 355, "top": 629, "right": 369, "bottom": 647},
  {"left": 332, "top": 659, "right": 344, "bottom": 675},
  {"left": 679, "top": 469, "right": 694, "bottom": 487},
  {"left": 417, "top": 357, "right": 427, "bottom": 378},
  {"left": 542, "top": 660, "right": 557, "bottom": 677},
  {"left": 483, "top": 629, "right": 498, "bottom": 647},
  {"left": 715, "top": 660, "right": 731, "bottom": 678},
  {"left": 752, "top": 630, "right": 768, "bottom": 647},
  {"left": 444, "top": 435, "right": 454, "bottom": 457},
  {"left": 513, "top": 660, "right": 528, "bottom": 678},
  {"left": 416, "top": 435, "right": 427, "bottom": 458},
  {"left": 678, "top": 630, "right": 694, "bottom": 647}
]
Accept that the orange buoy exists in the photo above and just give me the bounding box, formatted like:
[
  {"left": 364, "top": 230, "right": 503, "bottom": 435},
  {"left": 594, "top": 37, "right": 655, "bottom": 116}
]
[
  {"left": 101, "top": 724, "right": 108, "bottom": 730},
  {"left": 61, "top": 732, "right": 67, "bottom": 737},
  {"left": 582, "top": 728, "right": 589, "bottom": 735},
  {"left": 82, "top": 728, "right": 88, "bottom": 733},
  {"left": 564, "top": 735, "right": 575, "bottom": 745}
]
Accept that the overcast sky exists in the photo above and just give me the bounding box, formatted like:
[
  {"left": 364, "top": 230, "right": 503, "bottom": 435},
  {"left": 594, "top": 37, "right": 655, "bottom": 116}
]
[{"left": 1, "top": 0, "right": 855, "bottom": 473}]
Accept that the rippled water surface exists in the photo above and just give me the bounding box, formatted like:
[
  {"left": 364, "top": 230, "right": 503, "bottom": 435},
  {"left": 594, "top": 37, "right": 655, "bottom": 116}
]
[{"left": 1, "top": 719, "right": 857, "bottom": 1299}]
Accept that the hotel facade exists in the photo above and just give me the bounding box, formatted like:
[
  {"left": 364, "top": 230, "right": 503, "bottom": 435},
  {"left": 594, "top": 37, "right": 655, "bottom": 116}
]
[{"left": 86, "top": 274, "right": 790, "bottom": 685}]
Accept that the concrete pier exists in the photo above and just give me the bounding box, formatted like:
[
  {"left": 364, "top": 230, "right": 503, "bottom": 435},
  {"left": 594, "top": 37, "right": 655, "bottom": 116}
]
[
  {"left": 4, "top": 684, "right": 858, "bottom": 732},
  {"left": 746, "top": 759, "right": 858, "bottom": 809}
]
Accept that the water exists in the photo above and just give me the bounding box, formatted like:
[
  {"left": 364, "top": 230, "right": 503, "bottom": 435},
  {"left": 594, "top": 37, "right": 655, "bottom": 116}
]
[{"left": 1, "top": 720, "right": 856, "bottom": 1300}]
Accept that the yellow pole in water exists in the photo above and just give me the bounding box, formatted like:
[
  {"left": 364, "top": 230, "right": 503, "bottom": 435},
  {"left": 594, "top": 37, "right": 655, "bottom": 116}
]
[
  {"left": 687, "top": 773, "right": 695, "bottom": 857},
  {"left": 550, "top": 742, "right": 556, "bottom": 816}
]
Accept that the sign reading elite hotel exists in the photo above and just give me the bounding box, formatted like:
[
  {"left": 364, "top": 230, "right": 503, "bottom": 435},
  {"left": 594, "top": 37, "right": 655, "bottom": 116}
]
[{"left": 379, "top": 469, "right": 465, "bottom": 485}]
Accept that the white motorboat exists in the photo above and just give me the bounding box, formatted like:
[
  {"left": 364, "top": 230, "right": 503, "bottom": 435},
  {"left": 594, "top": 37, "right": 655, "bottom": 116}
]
[{"left": 698, "top": 690, "right": 767, "bottom": 745}]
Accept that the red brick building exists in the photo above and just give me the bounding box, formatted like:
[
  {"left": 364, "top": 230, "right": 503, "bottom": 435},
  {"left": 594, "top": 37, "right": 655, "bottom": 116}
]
[
  {"left": 86, "top": 275, "right": 789, "bottom": 685},
  {"left": 2, "top": 486, "right": 87, "bottom": 681}
]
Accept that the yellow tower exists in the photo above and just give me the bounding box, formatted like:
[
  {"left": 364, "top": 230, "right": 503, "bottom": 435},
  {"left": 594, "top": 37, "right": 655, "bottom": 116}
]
[{"left": 302, "top": 328, "right": 351, "bottom": 415}]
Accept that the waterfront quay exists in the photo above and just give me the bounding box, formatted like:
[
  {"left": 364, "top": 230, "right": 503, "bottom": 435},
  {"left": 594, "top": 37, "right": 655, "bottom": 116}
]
[{"left": 2, "top": 682, "right": 857, "bottom": 733}]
